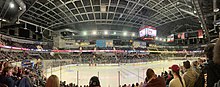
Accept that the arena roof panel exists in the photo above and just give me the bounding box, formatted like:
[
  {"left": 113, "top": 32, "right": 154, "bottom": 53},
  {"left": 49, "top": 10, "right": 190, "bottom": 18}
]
[{"left": 1, "top": 0, "right": 219, "bottom": 37}]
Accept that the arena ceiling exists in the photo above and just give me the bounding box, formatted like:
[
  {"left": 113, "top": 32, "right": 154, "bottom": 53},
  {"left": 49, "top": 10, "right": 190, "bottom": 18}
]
[{"left": 1, "top": 0, "right": 218, "bottom": 36}]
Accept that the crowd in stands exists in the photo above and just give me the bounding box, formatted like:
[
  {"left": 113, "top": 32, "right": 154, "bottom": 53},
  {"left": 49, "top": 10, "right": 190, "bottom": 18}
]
[
  {"left": 115, "top": 47, "right": 133, "bottom": 50},
  {"left": 134, "top": 47, "right": 148, "bottom": 50},
  {"left": 0, "top": 49, "right": 211, "bottom": 87},
  {"left": 96, "top": 47, "right": 114, "bottom": 50},
  {"left": 81, "top": 47, "right": 94, "bottom": 50},
  {"left": 0, "top": 61, "right": 46, "bottom": 87},
  {"left": 0, "top": 51, "right": 24, "bottom": 62},
  {"left": 39, "top": 52, "right": 163, "bottom": 64},
  {"left": 0, "top": 38, "right": 220, "bottom": 87},
  {"left": 120, "top": 39, "right": 220, "bottom": 87},
  {"left": 0, "top": 36, "right": 53, "bottom": 49}
]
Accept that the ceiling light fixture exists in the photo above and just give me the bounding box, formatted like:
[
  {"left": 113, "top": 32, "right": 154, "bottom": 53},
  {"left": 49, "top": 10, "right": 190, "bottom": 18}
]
[
  {"left": 163, "top": 39, "right": 166, "bottom": 42},
  {"left": 113, "top": 32, "right": 116, "bottom": 35},
  {"left": 193, "top": 10, "right": 197, "bottom": 13},
  {"left": 35, "top": 26, "right": 38, "bottom": 32},
  {"left": 92, "top": 31, "right": 97, "bottom": 35},
  {"left": 24, "top": 23, "right": 27, "bottom": 29},
  {"left": 132, "top": 33, "right": 135, "bottom": 37},
  {"left": 9, "top": 2, "right": 15, "bottom": 8},
  {"left": 123, "top": 32, "right": 127, "bottom": 36},
  {"left": 104, "top": 31, "right": 108, "bottom": 35},
  {"left": 214, "top": 8, "right": 219, "bottom": 12},
  {"left": 2, "top": 19, "right": 6, "bottom": 22},
  {"left": 155, "top": 37, "right": 158, "bottom": 40},
  {"left": 83, "top": 31, "right": 87, "bottom": 36},
  {"left": 40, "top": 27, "right": 43, "bottom": 34},
  {"left": 19, "top": 7, "right": 22, "bottom": 10}
]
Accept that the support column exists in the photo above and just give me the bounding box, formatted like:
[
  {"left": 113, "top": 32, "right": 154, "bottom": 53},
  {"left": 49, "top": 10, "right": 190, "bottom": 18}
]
[
  {"left": 14, "top": 28, "right": 19, "bottom": 36},
  {"left": 188, "top": 39, "right": 190, "bottom": 45},
  {"left": 29, "top": 30, "right": 33, "bottom": 39},
  {"left": 0, "top": 21, "right": 1, "bottom": 28},
  {"left": 213, "top": 0, "right": 217, "bottom": 33},
  {"left": 118, "top": 71, "right": 121, "bottom": 87},
  {"left": 7, "top": 29, "right": 10, "bottom": 35},
  {"left": 77, "top": 71, "right": 79, "bottom": 86},
  {"left": 36, "top": 35, "right": 38, "bottom": 40}
]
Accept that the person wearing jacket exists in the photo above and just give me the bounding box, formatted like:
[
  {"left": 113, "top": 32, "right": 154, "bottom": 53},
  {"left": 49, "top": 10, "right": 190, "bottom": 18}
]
[
  {"left": 169, "top": 64, "right": 186, "bottom": 87},
  {"left": 89, "top": 76, "right": 101, "bottom": 87},
  {"left": 18, "top": 69, "right": 33, "bottom": 87},
  {"left": 207, "top": 38, "right": 220, "bottom": 87},
  {"left": 0, "top": 67, "right": 15, "bottom": 87},
  {"left": 143, "top": 68, "right": 166, "bottom": 87},
  {"left": 182, "top": 60, "right": 199, "bottom": 87}
]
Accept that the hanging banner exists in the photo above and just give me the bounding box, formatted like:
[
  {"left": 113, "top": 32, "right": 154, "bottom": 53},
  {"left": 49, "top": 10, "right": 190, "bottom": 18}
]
[
  {"left": 178, "top": 33, "right": 181, "bottom": 39},
  {"left": 167, "top": 34, "right": 174, "bottom": 42},
  {"left": 181, "top": 32, "right": 185, "bottom": 39},
  {"left": 198, "top": 30, "right": 203, "bottom": 38}
]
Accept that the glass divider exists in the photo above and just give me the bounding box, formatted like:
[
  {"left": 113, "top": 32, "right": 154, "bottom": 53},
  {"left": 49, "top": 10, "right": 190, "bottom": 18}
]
[
  {"left": 59, "top": 61, "right": 62, "bottom": 81},
  {"left": 77, "top": 70, "right": 79, "bottom": 86},
  {"left": 118, "top": 71, "right": 121, "bottom": 87},
  {"left": 138, "top": 68, "right": 140, "bottom": 83}
]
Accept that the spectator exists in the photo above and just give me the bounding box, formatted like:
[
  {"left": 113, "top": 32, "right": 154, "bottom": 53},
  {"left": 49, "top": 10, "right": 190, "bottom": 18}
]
[
  {"left": 143, "top": 68, "right": 166, "bottom": 87},
  {"left": 164, "top": 71, "right": 168, "bottom": 81},
  {"left": 203, "top": 43, "right": 218, "bottom": 87},
  {"left": 89, "top": 76, "right": 101, "bottom": 87},
  {"left": 208, "top": 38, "right": 220, "bottom": 87},
  {"left": 131, "top": 84, "right": 135, "bottom": 87},
  {"left": 0, "top": 62, "right": 5, "bottom": 74},
  {"left": 127, "top": 84, "right": 131, "bottom": 87},
  {"left": 166, "top": 71, "right": 173, "bottom": 85},
  {"left": 139, "top": 82, "right": 144, "bottom": 87},
  {"left": 213, "top": 38, "right": 220, "bottom": 64},
  {"left": 205, "top": 44, "right": 215, "bottom": 62},
  {"left": 169, "top": 64, "right": 186, "bottom": 87},
  {"left": 0, "top": 83, "right": 8, "bottom": 87},
  {"left": 122, "top": 84, "right": 126, "bottom": 87},
  {"left": 4, "top": 62, "right": 12, "bottom": 68},
  {"left": 182, "top": 60, "right": 198, "bottom": 87},
  {"left": 135, "top": 83, "right": 139, "bottom": 87},
  {"left": 46, "top": 75, "right": 60, "bottom": 87},
  {"left": 18, "top": 69, "right": 33, "bottom": 87},
  {"left": 192, "top": 61, "right": 200, "bottom": 74},
  {"left": 0, "top": 67, "right": 15, "bottom": 87}
]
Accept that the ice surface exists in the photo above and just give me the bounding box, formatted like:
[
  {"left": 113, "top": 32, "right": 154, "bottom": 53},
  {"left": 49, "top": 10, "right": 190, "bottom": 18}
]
[{"left": 46, "top": 60, "right": 184, "bottom": 87}]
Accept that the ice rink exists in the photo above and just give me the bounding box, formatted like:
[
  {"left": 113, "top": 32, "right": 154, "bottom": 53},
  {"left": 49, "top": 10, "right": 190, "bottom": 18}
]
[{"left": 46, "top": 60, "right": 185, "bottom": 87}]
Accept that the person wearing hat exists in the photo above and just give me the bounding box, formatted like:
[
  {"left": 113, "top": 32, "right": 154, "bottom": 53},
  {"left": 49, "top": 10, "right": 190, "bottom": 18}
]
[
  {"left": 143, "top": 68, "right": 166, "bottom": 87},
  {"left": 182, "top": 60, "right": 198, "bottom": 87},
  {"left": 169, "top": 64, "right": 186, "bottom": 87},
  {"left": 89, "top": 76, "right": 101, "bottom": 87}
]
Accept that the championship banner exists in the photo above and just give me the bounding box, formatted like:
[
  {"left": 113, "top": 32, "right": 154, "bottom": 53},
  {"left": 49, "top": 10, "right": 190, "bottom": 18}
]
[
  {"left": 181, "top": 32, "right": 185, "bottom": 39},
  {"left": 198, "top": 30, "right": 203, "bottom": 38},
  {"left": 178, "top": 33, "right": 181, "bottom": 39}
]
